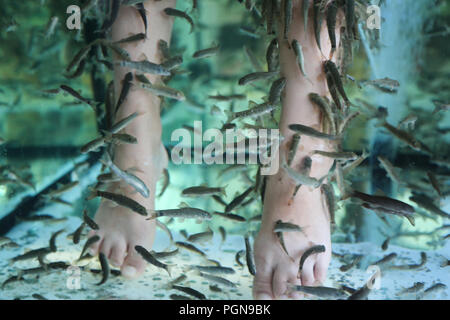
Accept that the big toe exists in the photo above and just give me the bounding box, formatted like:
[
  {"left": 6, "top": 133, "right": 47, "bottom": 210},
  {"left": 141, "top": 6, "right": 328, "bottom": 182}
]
[
  {"left": 121, "top": 244, "right": 146, "bottom": 279},
  {"left": 108, "top": 237, "right": 127, "bottom": 268}
]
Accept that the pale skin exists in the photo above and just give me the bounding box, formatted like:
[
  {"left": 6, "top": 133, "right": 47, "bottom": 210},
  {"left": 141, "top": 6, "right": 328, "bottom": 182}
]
[{"left": 90, "top": 0, "right": 341, "bottom": 297}]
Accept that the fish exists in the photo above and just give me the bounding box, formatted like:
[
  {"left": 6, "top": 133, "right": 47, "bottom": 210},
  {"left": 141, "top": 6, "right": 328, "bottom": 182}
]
[
  {"left": 97, "top": 252, "right": 110, "bottom": 285},
  {"left": 100, "top": 152, "right": 150, "bottom": 198},
  {"left": 158, "top": 40, "right": 171, "bottom": 60},
  {"left": 60, "top": 85, "right": 95, "bottom": 109},
  {"left": 79, "top": 235, "right": 101, "bottom": 259},
  {"left": 164, "top": 8, "right": 194, "bottom": 33},
  {"left": 288, "top": 285, "right": 349, "bottom": 299},
  {"left": 102, "top": 40, "right": 132, "bottom": 61},
  {"left": 135, "top": 245, "right": 173, "bottom": 276},
  {"left": 100, "top": 0, "right": 120, "bottom": 31},
  {"left": 389, "top": 252, "right": 427, "bottom": 270},
  {"left": 208, "top": 94, "right": 246, "bottom": 101},
  {"left": 226, "top": 101, "right": 277, "bottom": 122},
  {"left": 268, "top": 77, "right": 287, "bottom": 105},
  {"left": 432, "top": 100, "right": 450, "bottom": 114},
  {"left": 49, "top": 229, "right": 64, "bottom": 252},
  {"left": 419, "top": 283, "right": 447, "bottom": 299},
  {"left": 361, "top": 77, "right": 400, "bottom": 94},
  {"left": 135, "top": 3, "right": 148, "bottom": 35},
  {"left": 298, "top": 245, "right": 326, "bottom": 276},
  {"left": 325, "top": 70, "right": 342, "bottom": 110},
  {"left": 308, "top": 93, "right": 336, "bottom": 134},
  {"left": 409, "top": 193, "right": 450, "bottom": 219},
  {"left": 244, "top": 235, "right": 256, "bottom": 276},
  {"left": 32, "top": 294, "right": 47, "bottom": 300},
  {"left": 291, "top": 40, "right": 310, "bottom": 81},
  {"left": 238, "top": 71, "right": 278, "bottom": 86},
  {"left": 218, "top": 226, "right": 226, "bottom": 243},
  {"left": 198, "top": 272, "right": 236, "bottom": 288},
  {"left": 324, "top": 60, "right": 350, "bottom": 106},
  {"left": 187, "top": 228, "right": 214, "bottom": 243},
  {"left": 399, "top": 282, "right": 425, "bottom": 295},
  {"left": 313, "top": 0, "right": 324, "bottom": 52},
  {"left": 136, "top": 81, "right": 186, "bottom": 101},
  {"left": 182, "top": 186, "right": 227, "bottom": 197},
  {"left": 170, "top": 285, "right": 206, "bottom": 300},
  {"left": 80, "top": 137, "right": 106, "bottom": 154},
  {"left": 302, "top": 0, "right": 310, "bottom": 33},
  {"left": 148, "top": 207, "right": 211, "bottom": 220},
  {"left": 161, "top": 55, "right": 183, "bottom": 71},
  {"left": 1, "top": 276, "right": 22, "bottom": 289},
  {"left": 373, "top": 253, "right": 397, "bottom": 266},
  {"left": 170, "top": 294, "right": 192, "bottom": 300},
  {"left": 321, "top": 183, "right": 336, "bottom": 226},
  {"left": 239, "top": 26, "right": 260, "bottom": 38},
  {"left": 114, "top": 72, "right": 133, "bottom": 115},
  {"left": 377, "top": 156, "right": 403, "bottom": 185},
  {"left": 187, "top": 265, "right": 235, "bottom": 275},
  {"left": 345, "top": 0, "right": 355, "bottom": 39},
  {"left": 326, "top": 1, "right": 338, "bottom": 57},
  {"left": 244, "top": 45, "right": 264, "bottom": 71},
  {"left": 193, "top": 44, "right": 220, "bottom": 59},
  {"left": 225, "top": 186, "right": 254, "bottom": 212},
  {"left": 266, "top": 38, "right": 279, "bottom": 72},
  {"left": 287, "top": 134, "right": 301, "bottom": 166},
  {"left": 311, "top": 150, "right": 357, "bottom": 160},
  {"left": 283, "top": 0, "right": 293, "bottom": 40},
  {"left": 381, "top": 238, "right": 390, "bottom": 251},
  {"left": 213, "top": 211, "right": 246, "bottom": 222},
  {"left": 10, "top": 247, "right": 52, "bottom": 264},
  {"left": 289, "top": 123, "right": 340, "bottom": 140},
  {"left": 153, "top": 249, "right": 179, "bottom": 260},
  {"left": 175, "top": 241, "right": 207, "bottom": 257},
  {"left": 351, "top": 190, "right": 415, "bottom": 217},
  {"left": 235, "top": 250, "right": 245, "bottom": 267},
  {"left": 281, "top": 155, "right": 324, "bottom": 188},
  {"left": 273, "top": 220, "right": 303, "bottom": 233},
  {"left": 338, "top": 111, "right": 360, "bottom": 134},
  {"left": 339, "top": 255, "right": 362, "bottom": 272},
  {"left": 342, "top": 149, "right": 369, "bottom": 176},
  {"left": 426, "top": 171, "right": 442, "bottom": 197},
  {"left": 158, "top": 168, "right": 170, "bottom": 197},
  {"left": 72, "top": 222, "right": 86, "bottom": 245},
  {"left": 116, "top": 60, "right": 170, "bottom": 76},
  {"left": 113, "top": 33, "right": 146, "bottom": 45},
  {"left": 88, "top": 189, "right": 148, "bottom": 216},
  {"left": 83, "top": 210, "right": 99, "bottom": 230},
  {"left": 382, "top": 122, "right": 432, "bottom": 155}
]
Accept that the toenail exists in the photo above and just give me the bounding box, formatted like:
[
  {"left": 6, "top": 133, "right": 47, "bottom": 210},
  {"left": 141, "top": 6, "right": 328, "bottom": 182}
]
[
  {"left": 256, "top": 293, "right": 272, "bottom": 300},
  {"left": 122, "top": 266, "right": 137, "bottom": 278}
]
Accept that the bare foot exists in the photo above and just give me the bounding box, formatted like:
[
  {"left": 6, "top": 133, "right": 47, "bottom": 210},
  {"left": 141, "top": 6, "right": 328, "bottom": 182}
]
[
  {"left": 89, "top": 142, "right": 168, "bottom": 279},
  {"left": 253, "top": 141, "right": 333, "bottom": 300}
]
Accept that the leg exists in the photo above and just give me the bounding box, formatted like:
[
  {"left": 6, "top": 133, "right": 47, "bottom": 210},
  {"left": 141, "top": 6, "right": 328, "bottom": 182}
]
[
  {"left": 89, "top": 0, "right": 175, "bottom": 279},
  {"left": 253, "top": 0, "right": 341, "bottom": 299}
]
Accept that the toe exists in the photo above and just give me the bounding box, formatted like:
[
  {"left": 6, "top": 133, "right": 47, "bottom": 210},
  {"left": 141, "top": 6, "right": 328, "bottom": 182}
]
[
  {"left": 287, "top": 276, "right": 303, "bottom": 300},
  {"left": 88, "top": 230, "right": 103, "bottom": 256},
  {"left": 109, "top": 238, "right": 127, "bottom": 268},
  {"left": 253, "top": 257, "right": 274, "bottom": 300},
  {"left": 99, "top": 237, "right": 114, "bottom": 258},
  {"left": 300, "top": 259, "right": 315, "bottom": 286},
  {"left": 121, "top": 244, "right": 147, "bottom": 279},
  {"left": 272, "top": 265, "right": 289, "bottom": 299},
  {"left": 314, "top": 254, "right": 330, "bottom": 285}
]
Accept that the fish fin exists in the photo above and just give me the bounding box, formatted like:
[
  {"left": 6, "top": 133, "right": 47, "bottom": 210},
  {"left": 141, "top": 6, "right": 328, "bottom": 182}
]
[
  {"left": 404, "top": 215, "right": 415, "bottom": 227},
  {"left": 166, "top": 264, "right": 174, "bottom": 277},
  {"left": 178, "top": 202, "right": 189, "bottom": 208}
]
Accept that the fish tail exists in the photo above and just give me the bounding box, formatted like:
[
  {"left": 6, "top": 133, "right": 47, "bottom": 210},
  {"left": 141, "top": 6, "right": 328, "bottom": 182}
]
[
  {"left": 86, "top": 186, "right": 97, "bottom": 201},
  {"left": 221, "top": 185, "right": 228, "bottom": 198},
  {"left": 166, "top": 264, "right": 175, "bottom": 277}
]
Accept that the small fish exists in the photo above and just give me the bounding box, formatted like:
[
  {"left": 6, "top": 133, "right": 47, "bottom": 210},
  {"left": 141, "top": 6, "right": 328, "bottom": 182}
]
[
  {"left": 238, "top": 71, "right": 278, "bottom": 86},
  {"left": 426, "top": 171, "right": 442, "bottom": 197},
  {"left": 373, "top": 253, "right": 397, "bottom": 266},
  {"left": 193, "top": 44, "right": 220, "bottom": 59},
  {"left": 273, "top": 220, "right": 302, "bottom": 233},
  {"left": 325, "top": 70, "right": 342, "bottom": 110},
  {"left": 281, "top": 155, "right": 324, "bottom": 188},
  {"left": 158, "top": 40, "right": 170, "bottom": 60},
  {"left": 79, "top": 235, "right": 101, "bottom": 259},
  {"left": 97, "top": 252, "right": 110, "bottom": 285},
  {"left": 32, "top": 294, "right": 47, "bottom": 300},
  {"left": 208, "top": 94, "right": 246, "bottom": 101},
  {"left": 135, "top": 3, "right": 148, "bottom": 35},
  {"left": 136, "top": 82, "right": 186, "bottom": 101},
  {"left": 100, "top": 0, "right": 120, "bottom": 31},
  {"left": 213, "top": 211, "right": 246, "bottom": 222},
  {"left": 100, "top": 152, "right": 150, "bottom": 198},
  {"left": 288, "top": 284, "right": 349, "bottom": 299},
  {"left": 182, "top": 186, "right": 226, "bottom": 197},
  {"left": 338, "top": 111, "right": 360, "bottom": 134},
  {"left": 244, "top": 235, "right": 256, "bottom": 276},
  {"left": 398, "top": 114, "right": 418, "bottom": 130},
  {"left": 82, "top": 209, "right": 99, "bottom": 230},
  {"left": 409, "top": 193, "right": 450, "bottom": 219},
  {"left": 311, "top": 150, "right": 357, "bottom": 160},
  {"left": 324, "top": 60, "right": 350, "bottom": 106},
  {"left": 170, "top": 294, "right": 192, "bottom": 300},
  {"left": 268, "top": 77, "right": 287, "bottom": 105},
  {"left": 302, "top": 0, "right": 310, "bottom": 33},
  {"left": 287, "top": 134, "right": 301, "bottom": 166},
  {"left": 80, "top": 137, "right": 106, "bottom": 154},
  {"left": 60, "top": 85, "right": 95, "bottom": 109},
  {"left": 266, "top": 38, "right": 279, "bottom": 72},
  {"left": 244, "top": 45, "right": 264, "bottom": 71},
  {"left": 239, "top": 26, "right": 260, "bottom": 39},
  {"left": 345, "top": 0, "right": 355, "bottom": 39},
  {"left": 89, "top": 189, "right": 148, "bottom": 216},
  {"left": 198, "top": 272, "right": 236, "bottom": 288},
  {"left": 113, "top": 33, "right": 146, "bottom": 45},
  {"left": 72, "top": 222, "right": 86, "bottom": 245},
  {"left": 235, "top": 250, "right": 245, "bottom": 267},
  {"left": 352, "top": 190, "right": 415, "bottom": 217},
  {"left": 399, "top": 282, "right": 425, "bottom": 295},
  {"left": 187, "top": 228, "right": 214, "bottom": 243},
  {"left": 225, "top": 187, "right": 254, "bottom": 213},
  {"left": 1, "top": 276, "right": 22, "bottom": 289},
  {"left": 289, "top": 123, "right": 340, "bottom": 140},
  {"left": 298, "top": 245, "right": 326, "bottom": 276},
  {"left": 226, "top": 101, "right": 277, "bottom": 122},
  {"left": 158, "top": 168, "right": 170, "bottom": 197},
  {"left": 313, "top": 0, "right": 324, "bottom": 52},
  {"left": 175, "top": 241, "right": 207, "bottom": 257},
  {"left": 170, "top": 285, "right": 206, "bottom": 300},
  {"left": 161, "top": 55, "right": 183, "bottom": 71},
  {"left": 218, "top": 226, "right": 226, "bottom": 244},
  {"left": 382, "top": 122, "right": 432, "bottom": 155},
  {"left": 381, "top": 237, "right": 390, "bottom": 251},
  {"left": 164, "top": 8, "right": 194, "bottom": 33},
  {"left": 116, "top": 60, "right": 170, "bottom": 76},
  {"left": 321, "top": 184, "right": 336, "bottom": 225},
  {"left": 389, "top": 252, "right": 427, "bottom": 270},
  {"left": 283, "top": 0, "right": 293, "bottom": 40},
  {"left": 419, "top": 283, "right": 447, "bottom": 299},
  {"left": 49, "top": 229, "right": 64, "bottom": 252},
  {"left": 148, "top": 207, "right": 211, "bottom": 221},
  {"left": 187, "top": 265, "right": 235, "bottom": 275},
  {"left": 326, "top": 1, "right": 338, "bottom": 57},
  {"left": 342, "top": 150, "right": 369, "bottom": 176},
  {"left": 135, "top": 245, "right": 173, "bottom": 276},
  {"left": 115, "top": 72, "right": 133, "bottom": 115},
  {"left": 362, "top": 77, "right": 400, "bottom": 94},
  {"left": 309, "top": 93, "right": 336, "bottom": 134},
  {"left": 291, "top": 40, "right": 310, "bottom": 81},
  {"left": 377, "top": 156, "right": 403, "bottom": 185},
  {"left": 10, "top": 247, "right": 52, "bottom": 264},
  {"left": 339, "top": 255, "right": 362, "bottom": 272}
]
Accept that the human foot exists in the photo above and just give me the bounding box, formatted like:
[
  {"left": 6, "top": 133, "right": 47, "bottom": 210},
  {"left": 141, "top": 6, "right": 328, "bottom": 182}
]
[
  {"left": 252, "top": 139, "right": 334, "bottom": 300},
  {"left": 89, "top": 142, "right": 168, "bottom": 279}
]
